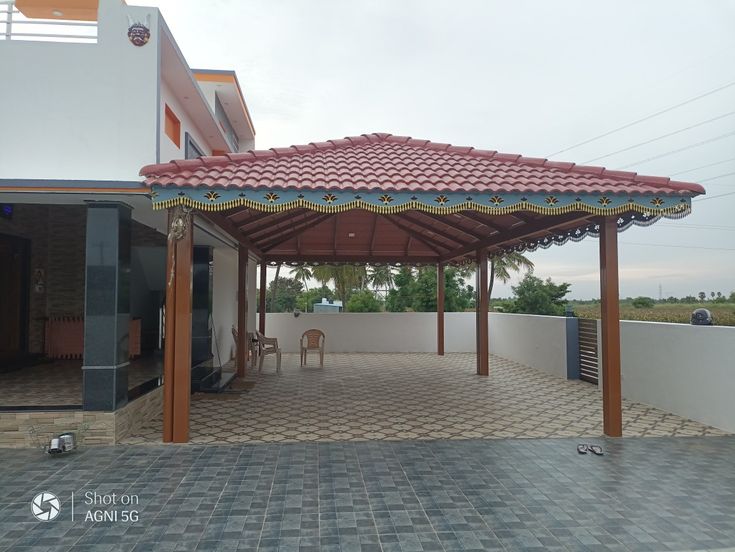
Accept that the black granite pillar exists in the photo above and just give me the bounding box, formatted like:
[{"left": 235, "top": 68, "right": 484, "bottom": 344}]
[{"left": 82, "top": 203, "right": 131, "bottom": 411}]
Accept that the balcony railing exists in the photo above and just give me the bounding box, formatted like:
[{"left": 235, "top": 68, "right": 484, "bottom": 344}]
[{"left": 1, "top": 0, "right": 97, "bottom": 43}]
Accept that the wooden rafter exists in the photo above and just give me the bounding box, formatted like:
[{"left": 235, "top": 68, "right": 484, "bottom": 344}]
[
  {"left": 261, "top": 214, "right": 332, "bottom": 251},
  {"left": 459, "top": 210, "right": 505, "bottom": 233},
  {"left": 226, "top": 209, "right": 273, "bottom": 227},
  {"left": 240, "top": 209, "right": 308, "bottom": 235},
  {"left": 250, "top": 211, "right": 322, "bottom": 243},
  {"left": 393, "top": 212, "right": 470, "bottom": 248},
  {"left": 199, "top": 211, "right": 263, "bottom": 257},
  {"left": 264, "top": 253, "right": 441, "bottom": 265},
  {"left": 369, "top": 212, "right": 378, "bottom": 256},
  {"left": 408, "top": 211, "right": 487, "bottom": 240},
  {"left": 379, "top": 215, "right": 448, "bottom": 254},
  {"left": 441, "top": 212, "right": 591, "bottom": 262}
]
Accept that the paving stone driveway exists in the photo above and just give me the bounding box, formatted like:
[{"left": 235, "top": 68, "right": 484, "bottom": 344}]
[
  {"left": 124, "top": 353, "right": 724, "bottom": 444},
  {"left": 1, "top": 437, "right": 734, "bottom": 551}
]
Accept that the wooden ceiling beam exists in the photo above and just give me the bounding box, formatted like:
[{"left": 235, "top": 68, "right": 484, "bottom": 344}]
[
  {"left": 264, "top": 253, "right": 440, "bottom": 265},
  {"left": 198, "top": 211, "right": 263, "bottom": 257},
  {"left": 226, "top": 208, "right": 272, "bottom": 227},
  {"left": 249, "top": 211, "right": 323, "bottom": 242},
  {"left": 441, "top": 212, "right": 592, "bottom": 262},
  {"left": 241, "top": 209, "right": 309, "bottom": 236},
  {"left": 458, "top": 210, "right": 506, "bottom": 233},
  {"left": 369, "top": 212, "right": 378, "bottom": 256},
  {"left": 379, "top": 215, "right": 449, "bottom": 255},
  {"left": 407, "top": 211, "right": 488, "bottom": 240},
  {"left": 261, "top": 214, "right": 332, "bottom": 252},
  {"left": 391, "top": 212, "right": 470, "bottom": 248}
]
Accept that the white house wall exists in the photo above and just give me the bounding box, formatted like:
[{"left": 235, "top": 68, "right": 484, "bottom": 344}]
[
  {"left": 0, "top": 1, "right": 160, "bottom": 182},
  {"left": 160, "top": 80, "right": 213, "bottom": 163},
  {"left": 211, "top": 246, "right": 238, "bottom": 365}
]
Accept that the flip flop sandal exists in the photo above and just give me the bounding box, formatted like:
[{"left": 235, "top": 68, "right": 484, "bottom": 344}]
[
  {"left": 577, "top": 444, "right": 588, "bottom": 454},
  {"left": 587, "top": 444, "right": 604, "bottom": 456}
]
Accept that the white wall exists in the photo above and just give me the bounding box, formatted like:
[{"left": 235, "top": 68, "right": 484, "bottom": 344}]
[
  {"left": 0, "top": 1, "right": 160, "bottom": 181},
  {"left": 489, "top": 313, "right": 569, "bottom": 379},
  {"left": 211, "top": 246, "right": 238, "bottom": 364},
  {"left": 247, "top": 258, "right": 257, "bottom": 332},
  {"left": 616, "top": 321, "right": 735, "bottom": 433},
  {"left": 262, "top": 312, "right": 569, "bottom": 379},
  {"left": 159, "top": 80, "right": 213, "bottom": 164}
]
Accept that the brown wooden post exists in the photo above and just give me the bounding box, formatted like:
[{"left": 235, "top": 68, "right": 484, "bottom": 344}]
[
  {"left": 599, "top": 217, "right": 623, "bottom": 437},
  {"left": 476, "top": 248, "right": 489, "bottom": 376},
  {"left": 258, "top": 261, "right": 267, "bottom": 334},
  {"left": 437, "top": 263, "right": 445, "bottom": 356},
  {"left": 163, "top": 206, "right": 193, "bottom": 443},
  {"left": 162, "top": 210, "right": 176, "bottom": 443},
  {"left": 237, "top": 245, "right": 249, "bottom": 377}
]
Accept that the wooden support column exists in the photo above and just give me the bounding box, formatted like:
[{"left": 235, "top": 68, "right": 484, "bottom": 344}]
[
  {"left": 237, "top": 245, "right": 249, "bottom": 377},
  {"left": 163, "top": 206, "right": 193, "bottom": 443},
  {"left": 475, "top": 248, "right": 489, "bottom": 376},
  {"left": 258, "top": 261, "right": 267, "bottom": 334},
  {"left": 599, "top": 217, "right": 623, "bottom": 437},
  {"left": 437, "top": 263, "right": 445, "bottom": 356}
]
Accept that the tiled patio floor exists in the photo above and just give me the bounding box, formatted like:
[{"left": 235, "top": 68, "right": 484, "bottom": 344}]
[
  {"left": 0, "top": 357, "right": 162, "bottom": 407},
  {"left": 123, "top": 353, "right": 725, "bottom": 444},
  {"left": 1, "top": 436, "right": 734, "bottom": 551}
]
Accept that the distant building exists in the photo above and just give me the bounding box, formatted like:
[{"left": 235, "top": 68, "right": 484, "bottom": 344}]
[{"left": 313, "top": 298, "right": 343, "bottom": 313}]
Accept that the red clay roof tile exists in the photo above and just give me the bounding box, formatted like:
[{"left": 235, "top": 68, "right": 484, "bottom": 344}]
[{"left": 140, "top": 133, "right": 705, "bottom": 196}]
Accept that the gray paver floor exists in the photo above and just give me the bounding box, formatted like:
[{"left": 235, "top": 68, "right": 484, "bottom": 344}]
[{"left": 1, "top": 437, "right": 735, "bottom": 551}]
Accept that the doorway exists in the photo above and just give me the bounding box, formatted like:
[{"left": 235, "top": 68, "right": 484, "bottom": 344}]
[{"left": 0, "top": 234, "right": 30, "bottom": 362}]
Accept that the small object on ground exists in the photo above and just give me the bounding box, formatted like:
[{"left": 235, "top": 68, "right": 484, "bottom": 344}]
[
  {"left": 577, "top": 444, "right": 604, "bottom": 455},
  {"left": 587, "top": 444, "right": 604, "bottom": 455}
]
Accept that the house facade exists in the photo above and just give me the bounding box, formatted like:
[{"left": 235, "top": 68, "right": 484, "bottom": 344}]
[{"left": 0, "top": 0, "right": 258, "bottom": 445}]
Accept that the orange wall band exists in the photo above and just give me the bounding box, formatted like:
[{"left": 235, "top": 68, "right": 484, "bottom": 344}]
[{"left": 164, "top": 105, "right": 181, "bottom": 148}]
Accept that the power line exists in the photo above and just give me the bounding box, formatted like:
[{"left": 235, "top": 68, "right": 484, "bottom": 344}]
[
  {"left": 621, "top": 241, "right": 735, "bottom": 251},
  {"left": 547, "top": 79, "right": 735, "bottom": 157},
  {"left": 657, "top": 223, "right": 735, "bottom": 231},
  {"left": 700, "top": 171, "right": 735, "bottom": 183},
  {"left": 582, "top": 111, "right": 735, "bottom": 164},
  {"left": 670, "top": 157, "right": 735, "bottom": 176},
  {"left": 694, "top": 190, "right": 735, "bottom": 202},
  {"left": 617, "top": 130, "right": 735, "bottom": 169}
]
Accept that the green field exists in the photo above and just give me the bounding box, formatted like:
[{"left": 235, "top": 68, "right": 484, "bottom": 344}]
[{"left": 573, "top": 302, "right": 735, "bottom": 326}]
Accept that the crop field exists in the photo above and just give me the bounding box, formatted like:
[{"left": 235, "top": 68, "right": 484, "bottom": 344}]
[{"left": 574, "top": 303, "right": 735, "bottom": 326}]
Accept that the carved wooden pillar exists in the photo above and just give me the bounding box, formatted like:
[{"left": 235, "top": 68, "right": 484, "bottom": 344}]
[
  {"left": 258, "top": 261, "right": 267, "bottom": 334},
  {"left": 599, "top": 217, "right": 622, "bottom": 437},
  {"left": 437, "top": 263, "right": 445, "bottom": 356},
  {"left": 237, "top": 245, "right": 248, "bottom": 377},
  {"left": 163, "top": 206, "right": 193, "bottom": 443},
  {"left": 476, "top": 248, "right": 489, "bottom": 376}
]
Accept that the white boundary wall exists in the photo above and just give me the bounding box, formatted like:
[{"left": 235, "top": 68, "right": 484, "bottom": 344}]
[
  {"left": 264, "top": 312, "right": 734, "bottom": 432},
  {"left": 614, "top": 320, "right": 735, "bottom": 433},
  {"left": 264, "top": 312, "right": 569, "bottom": 378}
]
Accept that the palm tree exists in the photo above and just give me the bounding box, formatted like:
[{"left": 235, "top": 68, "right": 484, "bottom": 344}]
[
  {"left": 367, "top": 265, "right": 395, "bottom": 297},
  {"left": 488, "top": 252, "right": 534, "bottom": 298},
  {"left": 289, "top": 266, "right": 313, "bottom": 291},
  {"left": 270, "top": 263, "right": 281, "bottom": 311},
  {"left": 311, "top": 265, "right": 367, "bottom": 308}
]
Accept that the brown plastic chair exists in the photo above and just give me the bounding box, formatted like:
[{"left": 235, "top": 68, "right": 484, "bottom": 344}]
[
  {"left": 300, "top": 329, "right": 325, "bottom": 367},
  {"left": 256, "top": 330, "right": 281, "bottom": 373}
]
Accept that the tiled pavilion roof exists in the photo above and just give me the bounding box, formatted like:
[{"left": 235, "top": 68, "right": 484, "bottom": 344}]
[
  {"left": 141, "top": 133, "right": 704, "bottom": 265},
  {"left": 142, "top": 133, "right": 704, "bottom": 196}
]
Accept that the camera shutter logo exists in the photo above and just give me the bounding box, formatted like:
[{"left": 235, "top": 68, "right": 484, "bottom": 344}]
[{"left": 31, "top": 492, "right": 61, "bottom": 522}]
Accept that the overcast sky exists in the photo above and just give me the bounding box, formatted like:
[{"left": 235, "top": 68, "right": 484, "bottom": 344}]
[{"left": 139, "top": 0, "right": 735, "bottom": 299}]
